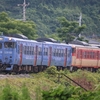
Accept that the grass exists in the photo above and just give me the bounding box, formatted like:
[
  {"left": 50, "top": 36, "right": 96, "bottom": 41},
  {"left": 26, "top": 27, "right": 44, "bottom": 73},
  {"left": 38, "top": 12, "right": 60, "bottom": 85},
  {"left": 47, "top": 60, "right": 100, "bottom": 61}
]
[{"left": 0, "top": 68, "right": 100, "bottom": 100}]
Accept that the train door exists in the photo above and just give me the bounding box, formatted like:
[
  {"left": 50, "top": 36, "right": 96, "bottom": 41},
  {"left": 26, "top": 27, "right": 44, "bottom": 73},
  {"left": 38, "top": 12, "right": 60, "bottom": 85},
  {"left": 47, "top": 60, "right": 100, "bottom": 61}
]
[
  {"left": 34, "top": 45, "right": 38, "bottom": 66},
  {"left": 76, "top": 49, "right": 82, "bottom": 68},
  {"left": 97, "top": 51, "right": 100, "bottom": 68},
  {"left": 48, "top": 46, "right": 52, "bottom": 66},
  {"left": 79, "top": 49, "right": 82, "bottom": 67},
  {"left": 71, "top": 47, "right": 76, "bottom": 66},
  {"left": 36, "top": 43, "right": 43, "bottom": 66},
  {"left": 18, "top": 43, "right": 23, "bottom": 66},
  {"left": 42, "top": 44, "right": 50, "bottom": 66},
  {"left": 64, "top": 48, "right": 67, "bottom": 67}
]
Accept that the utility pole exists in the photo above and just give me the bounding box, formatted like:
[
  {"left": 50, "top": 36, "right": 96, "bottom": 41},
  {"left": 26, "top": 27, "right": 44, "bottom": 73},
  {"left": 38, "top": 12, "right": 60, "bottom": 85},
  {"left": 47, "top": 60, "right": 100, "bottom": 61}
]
[
  {"left": 18, "top": 0, "right": 29, "bottom": 21},
  {"left": 79, "top": 13, "right": 82, "bottom": 26}
]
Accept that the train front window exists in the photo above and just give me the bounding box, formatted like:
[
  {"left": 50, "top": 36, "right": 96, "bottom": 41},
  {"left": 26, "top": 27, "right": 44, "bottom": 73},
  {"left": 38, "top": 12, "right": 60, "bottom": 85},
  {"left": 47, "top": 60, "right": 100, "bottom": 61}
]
[
  {"left": 4, "top": 42, "right": 15, "bottom": 48},
  {"left": 72, "top": 48, "right": 75, "bottom": 53},
  {"left": 0, "top": 43, "right": 2, "bottom": 49}
]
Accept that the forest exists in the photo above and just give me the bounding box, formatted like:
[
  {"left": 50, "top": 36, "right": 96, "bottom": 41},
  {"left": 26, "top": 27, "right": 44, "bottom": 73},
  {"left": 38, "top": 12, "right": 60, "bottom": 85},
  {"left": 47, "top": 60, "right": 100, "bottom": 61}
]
[{"left": 0, "top": 0, "right": 100, "bottom": 38}]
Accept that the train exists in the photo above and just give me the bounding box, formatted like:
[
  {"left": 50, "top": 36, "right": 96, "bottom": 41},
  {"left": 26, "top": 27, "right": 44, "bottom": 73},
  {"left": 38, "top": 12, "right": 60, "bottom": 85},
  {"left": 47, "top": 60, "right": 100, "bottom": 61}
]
[
  {"left": 0, "top": 35, "right": 100, "bottom": 73},
  {"left": 0, "top": 36, "right": 72, "bottom": 73}
]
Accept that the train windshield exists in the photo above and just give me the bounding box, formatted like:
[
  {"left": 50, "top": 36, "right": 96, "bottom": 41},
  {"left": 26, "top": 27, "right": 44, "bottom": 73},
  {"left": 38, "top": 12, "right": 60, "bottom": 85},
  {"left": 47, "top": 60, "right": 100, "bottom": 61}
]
[
  {"left": 0, "top": 43, "right": 2, "bottom": 49},
  {"left": 72, "top": 48, "right": 76, "bottom": 53},
  {"left": 4, "top": 42, "right": 16, "bottom": 48}
]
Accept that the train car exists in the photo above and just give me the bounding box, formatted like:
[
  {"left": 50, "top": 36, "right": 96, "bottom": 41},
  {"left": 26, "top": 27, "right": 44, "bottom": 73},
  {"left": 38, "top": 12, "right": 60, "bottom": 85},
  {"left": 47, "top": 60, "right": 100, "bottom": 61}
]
[
  {"left": 0, "top": 36, "right": 42, "bottom": 72},
  {"left": 41, "top": 42, "right": 72, "bottom": 69},
  {"left": 69, "top": 44, "right": 100, "bottom": 71}
]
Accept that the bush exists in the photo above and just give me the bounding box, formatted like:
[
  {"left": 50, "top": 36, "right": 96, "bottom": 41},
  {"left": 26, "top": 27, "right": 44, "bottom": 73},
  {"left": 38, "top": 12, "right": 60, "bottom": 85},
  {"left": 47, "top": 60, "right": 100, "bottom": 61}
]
[{"left": 46, "top": 66, "right": 57, "bottom": 75}]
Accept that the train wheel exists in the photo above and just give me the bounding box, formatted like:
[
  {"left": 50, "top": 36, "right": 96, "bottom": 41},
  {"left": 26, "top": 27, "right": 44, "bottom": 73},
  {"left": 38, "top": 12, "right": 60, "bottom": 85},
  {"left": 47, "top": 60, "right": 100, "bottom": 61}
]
[
  {"left": 34, "top": 66, "right": 39, "bottom": 73},
  {"left": 38, "top": 66, "right": 42, "bottom": 72},
  {"left": 13, "top": 65, "right": 19, "bottom": 74}
]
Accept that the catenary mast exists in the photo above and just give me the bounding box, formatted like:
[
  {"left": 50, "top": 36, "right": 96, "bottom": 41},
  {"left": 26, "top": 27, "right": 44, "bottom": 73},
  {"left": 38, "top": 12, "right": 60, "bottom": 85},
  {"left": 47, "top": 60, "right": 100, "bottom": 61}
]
[{"left": 18, "top": 0, "right": 29, "bottom": 21}]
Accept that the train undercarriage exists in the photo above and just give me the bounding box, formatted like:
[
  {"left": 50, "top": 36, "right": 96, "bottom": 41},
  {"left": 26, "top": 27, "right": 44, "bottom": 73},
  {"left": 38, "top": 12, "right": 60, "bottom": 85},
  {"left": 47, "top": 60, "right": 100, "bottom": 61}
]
[{"left": 0, "top": 64, "right": 98, "bottom": 74}]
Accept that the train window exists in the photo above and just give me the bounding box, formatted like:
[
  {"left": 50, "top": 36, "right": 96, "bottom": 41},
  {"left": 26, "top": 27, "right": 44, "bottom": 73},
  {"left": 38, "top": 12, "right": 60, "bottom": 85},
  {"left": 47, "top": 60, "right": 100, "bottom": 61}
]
[
  {"left": 92, "top": 52, "right": 94, "bottom": 59},
  {"left": 0, "top": 43, "right": 2, "bottom": 49},
  {"left": 29, "top": 46, "right": 31, "bottom": 55},
  {"left": 27, "top": 46, "right": 29, "bottom": 55},
  {"left": 82, "top": 52, "right": 85, "bottom": 58},
  {"left": 46, "top": 48, "right": 48, "bottom": 55},
  {"left": 23, "top": 46, "right": 25, "bottom": 54},
  {"left": 94, "top": 52, "right": 96, "bottom": 59},
  {"left": 26, "top": 46, "right": 28, "bottom": 55},
  {"left": 18, "top": 45, "right": 20, "bottom": 54},
  {"left": 4, "top": 42, "right": 15, "bottom": 48},
  {"left": 53, "top": 49, "right": 56, "bottom": 56},
  {"left": 32, "top": 47, "right": 34, "bottom": 55},
  {"left": 43, "top": 48, "right": 48, "bottom": 56},
  {"left": 58, "top": 49, "right": 60, "bottom": 57},
  {"left": 30, "top": 46, "right": 32, "bottom": 55},
  {"left": 38, "top": 47, "right": 42, "bottom": 55},
  {"left": 87, "top": 51, "right": 89, "bottom": 58},
  {"left": 72, "top": 48, "right": 75, "bottom": 53},
  {"left": 77, "top": 50, "right": 80, "bottom": 58},
  {"left": 84, "top": 51, "right": 86, "bottom": 58},
  {"left": 24, "top": 46, "right": 27, "bottom": 55},
  {"left": 56, "top": 49, "right": 58, "bottom": 56},
  {"left": 54, "top": 49, "right": 56, "bottom": 56},
  {"left": 61, "top": 49, "right": 63, "bottom": 57},
  {"left": 90, "top": 52, "right": 92, "bottom": 59},
  {"left": 44, "top": 48, "right": 45, "bottom": 55},
  {"left": 55, "top": 49, "right": 57, "bottom": 56},
  {"left": 68, "top": 49, "right": 71, "bottom": 57},
  {"left": 59, "top": 49, "right": 61, "bottom": 57}
]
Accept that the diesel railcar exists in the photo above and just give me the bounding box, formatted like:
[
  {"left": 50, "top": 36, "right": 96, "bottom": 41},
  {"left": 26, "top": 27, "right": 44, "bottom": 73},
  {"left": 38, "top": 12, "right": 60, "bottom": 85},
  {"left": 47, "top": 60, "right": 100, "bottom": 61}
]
[
  {"left": 69, "top": 44, "right": 100, "bottom": 72},
  {"left": 0, "top": 36, "right": 72, "bottom": 73}
]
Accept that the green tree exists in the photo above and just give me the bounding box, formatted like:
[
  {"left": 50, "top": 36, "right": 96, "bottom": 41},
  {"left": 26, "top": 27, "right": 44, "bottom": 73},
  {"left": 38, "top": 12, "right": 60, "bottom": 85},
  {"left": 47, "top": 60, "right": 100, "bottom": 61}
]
[
  {"left": 0, "top": 12, "right": 37, "bottom": 39},
  {"left": 57, "top": 17, "right": 86, "bottom": 43}
]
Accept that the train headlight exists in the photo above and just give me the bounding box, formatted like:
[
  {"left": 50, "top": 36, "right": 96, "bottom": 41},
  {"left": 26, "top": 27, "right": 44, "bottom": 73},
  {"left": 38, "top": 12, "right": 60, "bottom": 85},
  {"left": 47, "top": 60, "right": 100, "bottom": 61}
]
[{"left": 9, "top": 37, "right": 12, "bottom": 40}]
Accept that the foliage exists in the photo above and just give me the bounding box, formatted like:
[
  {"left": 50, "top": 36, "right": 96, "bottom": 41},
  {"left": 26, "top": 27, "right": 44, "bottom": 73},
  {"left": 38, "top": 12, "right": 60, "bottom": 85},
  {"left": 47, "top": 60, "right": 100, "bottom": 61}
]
[
  {"left": 46, "top": 66, "right": 57, "bottom": 75},
  {"left": 42, "top": 84, "right": 100, "bottom": 100},
  {"left": 42, "top": 85, "right": 81, "bottom": 100},
  {"left": 0, "top": 70, "right": 100, "bottom": 100},
  {"left": 57, "top": 17, "right": 86, "bottom": 43},
  {"left": 0, "top": 12, "right": 37, "bottom": 39},
  {"left": 21, "top": 84, "right": 31, "bottom": 100},
  {"left": 0, "top": 0, "right": 99, "bottom": 38},
  {"left": 0, "top": 80, "right": 31, "bottom": 100},
  {"left": 0, "top": 82, "right": 19, "bottom": 100}
]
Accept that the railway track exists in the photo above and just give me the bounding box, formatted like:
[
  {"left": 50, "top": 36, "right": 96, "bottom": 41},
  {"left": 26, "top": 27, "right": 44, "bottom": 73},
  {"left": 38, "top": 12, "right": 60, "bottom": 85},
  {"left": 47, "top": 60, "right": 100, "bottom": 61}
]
[{"left": 0, "top": 73, "right": 32, "bottom": 79}]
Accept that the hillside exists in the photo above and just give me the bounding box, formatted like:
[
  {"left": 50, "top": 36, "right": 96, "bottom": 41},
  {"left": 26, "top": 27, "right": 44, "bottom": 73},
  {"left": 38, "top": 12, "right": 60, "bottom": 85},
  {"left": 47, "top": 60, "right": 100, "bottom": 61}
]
[{"left": 0, "top": 0, "right": 100, "bottom": 37}]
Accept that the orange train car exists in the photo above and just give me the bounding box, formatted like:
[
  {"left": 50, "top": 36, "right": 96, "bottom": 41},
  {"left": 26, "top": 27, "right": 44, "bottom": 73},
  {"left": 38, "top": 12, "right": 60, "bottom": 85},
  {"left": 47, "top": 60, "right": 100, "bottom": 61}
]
[{"left": 69, "top": 44, "right": 100, "bottom": 71}]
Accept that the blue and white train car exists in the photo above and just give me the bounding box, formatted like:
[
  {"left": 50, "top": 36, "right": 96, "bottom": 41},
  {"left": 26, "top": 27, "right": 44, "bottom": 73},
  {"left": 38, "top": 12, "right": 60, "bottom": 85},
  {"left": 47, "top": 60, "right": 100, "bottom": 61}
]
[
  {"left": 0, "top": 36, "right": 43, "bottom": 72},
  {"left": 42, "top": 42, "right": 72, "bottom": 69}
]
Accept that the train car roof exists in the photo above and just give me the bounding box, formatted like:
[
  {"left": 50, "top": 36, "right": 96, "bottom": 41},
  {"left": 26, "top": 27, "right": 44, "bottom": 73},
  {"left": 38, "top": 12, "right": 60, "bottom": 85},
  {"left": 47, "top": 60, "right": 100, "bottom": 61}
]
[
  {"left": 0, "top": 36, "right": 38, "bottom": 43},
  {"left": 69, "top": 44, "right": 99, "bottom": 49},
  {"left": 43, "top": 41, "right": 71, "bottom": 47}
]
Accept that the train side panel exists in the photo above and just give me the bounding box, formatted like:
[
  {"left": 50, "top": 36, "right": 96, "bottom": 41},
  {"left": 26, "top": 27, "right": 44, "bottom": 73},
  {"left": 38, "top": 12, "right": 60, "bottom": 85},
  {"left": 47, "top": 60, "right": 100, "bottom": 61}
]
[
  {"left": 16, "top": 40, "right": 43, "bottom": 66},
  {"left": 71, "top": 45, "right": 100, "bottom": 69},
  {"left": 42, "top": 42, "right": 72, "bottom": 67}
]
